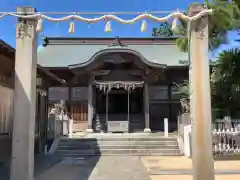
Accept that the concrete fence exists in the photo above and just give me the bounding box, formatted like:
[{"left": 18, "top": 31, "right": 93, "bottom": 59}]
[{"left": 177, "top": 115, "right": 240, "bottom": 157}]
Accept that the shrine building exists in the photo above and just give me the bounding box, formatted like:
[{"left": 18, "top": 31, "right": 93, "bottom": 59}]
[{"left": 39, "top": 37, "right": 188, "bottom": 133}]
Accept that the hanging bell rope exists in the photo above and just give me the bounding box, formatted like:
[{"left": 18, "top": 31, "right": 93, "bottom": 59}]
[{"left": 141, "top": 20, "right": 147, "bottom": 32}]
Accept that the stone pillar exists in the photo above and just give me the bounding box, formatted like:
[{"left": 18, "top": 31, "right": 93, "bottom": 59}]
[
  {"left": 189, "top": 4, "right": 214, "bottom": 180},
  {"left": 38, "top": 94, "right": 46, "bottom": 154},
  {"left": 144, "top": 83, "right": 151, "bottom": 133},
  {"left": 86, "top": 80, "right": 93, "bottom": 132},
  {"left": 10, "top": 7, "right": 38, "bottom": 180}
]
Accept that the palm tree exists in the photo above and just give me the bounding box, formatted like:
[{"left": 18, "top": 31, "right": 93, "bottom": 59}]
[
  {"left": 175, "top": 49, "right": 240, "bottom": 116},
  {"left": 211, "top": 49, "right": 240, "bottom": 116}
]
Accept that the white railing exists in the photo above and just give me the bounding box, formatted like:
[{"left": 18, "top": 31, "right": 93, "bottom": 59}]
[
  {"left": 212, "top": 128, "right": 240, "bottom": 155},
  {"left": 178, "top": 116, "right": 240, "bottom": 157}
]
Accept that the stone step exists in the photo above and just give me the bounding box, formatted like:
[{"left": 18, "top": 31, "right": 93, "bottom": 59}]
[
  {"left": 58, "top": 144, "right": 179, "bottom": 150},
  {"left": 60, "top": 137, "right": 177, "bottom": 142},
  {"left": 57, "top": 152, "right": 182, "bottom": 157},
  {"left": 56, "top": 148, "right": 181, "bottom": 153},
  {"left": 56, "top": 135, "right": 181, "bottom": 157},
  {"left": 59, "top": 140, "right": 178, "bottom": 146},
  {"left": 56, "top": 149, "right": 181, "bottom": 156}
]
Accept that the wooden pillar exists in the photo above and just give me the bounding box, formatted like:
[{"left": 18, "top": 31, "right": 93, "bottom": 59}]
[
  {"left": 11, "top": 7, "right": 38, "bottom": 180},
  {"left": 44, "top": 88, "right": 49, "bottom": 147},
  {"left": 168, "top": 84, "right": 172, "bottom": 127},
  {"left": 86, "top": 80, "right": 93, "bottom": 132},
  {"left": 68, "top": 85, "right": 72, "bottom": 117},
  {"left": 105, "top": 91, "right": 109, "bottom": 132},
  {"left": 92, "top": 85, "right": 96, "bottom": 132},
  {"left": 68, "top": 85, "right": 73, "bottom": 137},
  {"left": 189, "top": 4, "right": 214, "bottom": 180},
  {"left": 144, "top": 83, "right": 151, "bottom": 132}
]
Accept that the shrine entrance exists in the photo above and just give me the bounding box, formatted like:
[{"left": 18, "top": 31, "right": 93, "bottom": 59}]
[
  {"left": 94, "top": 81, "right": 144, "bottom": 133},
  {"left": 69, "top": 49, "right": 165, "bottom": 133}
]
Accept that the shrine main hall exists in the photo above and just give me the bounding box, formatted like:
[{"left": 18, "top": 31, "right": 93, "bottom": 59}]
[{"left": 39, "top": 37, "right": 188, "bottom": 133}]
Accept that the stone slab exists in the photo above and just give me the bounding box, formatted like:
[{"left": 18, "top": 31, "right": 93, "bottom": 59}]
[
  {"left": 151, "top": 175, "right": 240, "bottom": 180},
  {"left": 35, "top": 156, "right": 150, "bottom": 180},
  {"left": 149, "top": 169, "right": 240, "bottom": 175},
  {"left": 108, "top": 121, "right": 129, "bottom": 132},
  {"left": 142, "top": 156, "right": 240, "bottom": 171}
]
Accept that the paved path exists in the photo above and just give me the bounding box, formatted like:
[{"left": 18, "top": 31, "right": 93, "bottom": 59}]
[
  {"left": 141, "top": 156, "right": 240, "bottom": 180},
  {"left": 150, "top": 175, "right": 240, "bottom": 180},
  {"left": 3, "top": 155, "right": 240, "bottom": 180},
  {"left": 141, "top": 156, "right": 240, "bottom": 173},
  {"left": 36, "top": 156, "right": 150, "bottom": 180}
]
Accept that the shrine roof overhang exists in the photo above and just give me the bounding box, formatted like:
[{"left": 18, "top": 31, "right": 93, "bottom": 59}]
[
  {"left": 37, "top": 37, "right": 188, "bottom": 68},
  {"left": 0, "top": 39, "right": 66, "bottom": 85},
  {"left": 68, "top": 48, "right": 166, "bottom": 70},
  {"left": 0, "top": 39, "right": 15, "bottom": 60}
]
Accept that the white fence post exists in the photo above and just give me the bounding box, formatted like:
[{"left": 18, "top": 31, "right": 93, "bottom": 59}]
[
  {"left": 164, "top": 118, "right": 168, "bottom": 137},
  {"left": 184, "top": 125, "right": 191, "bottom": 157},
  {"left": 68, "top": 118, "right": 73, "bottom": 138}
]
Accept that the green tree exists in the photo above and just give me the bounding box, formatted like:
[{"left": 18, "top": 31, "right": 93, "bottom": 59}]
[
  {"left": 152, "top": 0, "right": 238, "bottom": 52},
  {"left": 175, "top": 49, "right": 240, "bottom": 117},
  {"left": 152, "top": 23, "right": 174, "bottom": 37},
  {"left": 211, "top": 49, "right": 240, "bottom": 116},
  {"left": 153, "top": 1, "right": 240, "bottom": 117}
]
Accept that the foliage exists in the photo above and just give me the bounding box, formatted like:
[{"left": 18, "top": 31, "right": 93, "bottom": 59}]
[
  {"left": 152, "top": 1, "right": 240, "bottom": 117},
  {"left": 173, "top": 80, "right": 190, "bottom": 113},
  {"left": 175, "top": 49, "right": 240, "bottom": 117},
  {"left": 211, "top": 48, "right": 240, "bottom": 115},
  {"left": 173, "top": 80, "right": 189, "bottom": 99},
  {"left": 152, "top": 0, "right": 239, "bottom": 52},
  {"left": 152, "top": 23, "right": 174, "bottom": 37}
]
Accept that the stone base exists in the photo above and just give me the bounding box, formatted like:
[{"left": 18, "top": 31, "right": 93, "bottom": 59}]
[
  {"left": 86, "top": 128, "right": 93, "bottom": 133},
  {"left": 144, "top": 128, "right": 151, "bottom": 133}
]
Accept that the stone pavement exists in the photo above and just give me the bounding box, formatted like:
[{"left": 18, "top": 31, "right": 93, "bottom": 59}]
[
  {"left": 151, "top": 175, "right": 240, "bottom": 180},
  {"left": 141, "top": 156, "right": 240, "bottom": 180},
  {"left": 2, "top": 155, "right": 240, "bottom": 180},
  {"left": 36, "top": 156, "right": 150, "bottom": 180}
]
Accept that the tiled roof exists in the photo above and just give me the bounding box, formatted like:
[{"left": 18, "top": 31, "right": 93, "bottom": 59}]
[{"left": 38, "top": 37, "right": 188, "bottom": 67}]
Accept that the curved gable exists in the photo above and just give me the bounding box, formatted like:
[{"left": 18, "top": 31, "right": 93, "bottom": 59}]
[
  {"left": 69, "top": 48, "right": 166, "bottom": 69},
  {"left": 37, "top": 38, "right": 188, "bottom": 67}
]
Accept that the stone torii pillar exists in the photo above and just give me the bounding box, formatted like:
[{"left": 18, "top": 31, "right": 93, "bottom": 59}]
[
  {"left": 188, "top": 4, "right": 215, "bottom": 180},
  {"left": 10, "top": 7, "right": 38, "bottom": 180}
]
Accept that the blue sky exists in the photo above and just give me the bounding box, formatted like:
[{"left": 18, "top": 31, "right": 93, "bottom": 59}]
[{"left": 0, "top": 0, "right": 239, "bottom": 58}]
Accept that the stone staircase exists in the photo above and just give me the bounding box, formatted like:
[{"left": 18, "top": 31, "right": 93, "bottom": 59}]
[{"left": 55, "top": 134, "right": 182, "bottom": 157}]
